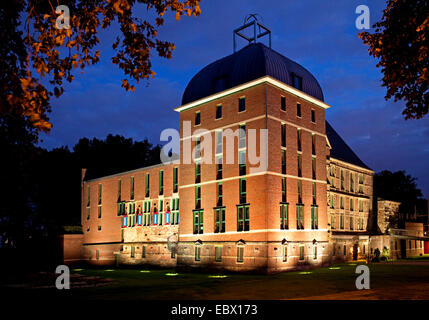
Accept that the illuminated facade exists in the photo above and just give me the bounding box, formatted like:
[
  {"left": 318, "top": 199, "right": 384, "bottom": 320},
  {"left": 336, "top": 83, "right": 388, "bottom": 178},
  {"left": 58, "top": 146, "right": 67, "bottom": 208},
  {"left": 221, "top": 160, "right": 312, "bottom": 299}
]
[{"left": 71, "top": 23, "right": 387, "bottom": 272}]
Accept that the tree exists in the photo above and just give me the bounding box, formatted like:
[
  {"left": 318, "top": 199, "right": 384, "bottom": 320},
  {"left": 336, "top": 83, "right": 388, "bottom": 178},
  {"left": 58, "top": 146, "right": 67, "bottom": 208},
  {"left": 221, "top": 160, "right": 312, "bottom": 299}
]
[
  {"left": 359, "top": 0, "right": 428, "bottom": 119},
  {"left": 1, "top": 0, "right": 201, "bottom": 133},
  {"left": 374, "top": 170, "right": 423, "bottom": 223}
]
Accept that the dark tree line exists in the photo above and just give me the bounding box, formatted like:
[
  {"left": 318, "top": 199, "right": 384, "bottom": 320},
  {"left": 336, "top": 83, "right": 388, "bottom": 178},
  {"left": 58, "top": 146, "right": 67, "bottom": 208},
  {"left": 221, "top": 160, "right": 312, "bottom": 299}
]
[
  {"left": 0, "top": 120, "right": 161, "bottom": 252},
  {"left": 374, "top": 170, "right": 426, "bottom": 229}
]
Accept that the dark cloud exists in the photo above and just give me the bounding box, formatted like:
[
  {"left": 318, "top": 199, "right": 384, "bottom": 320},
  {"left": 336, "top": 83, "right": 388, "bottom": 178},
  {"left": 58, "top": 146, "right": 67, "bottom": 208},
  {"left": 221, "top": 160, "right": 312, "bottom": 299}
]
[{"left": 38, "top": 0, "right": 428, "bottom": 195}]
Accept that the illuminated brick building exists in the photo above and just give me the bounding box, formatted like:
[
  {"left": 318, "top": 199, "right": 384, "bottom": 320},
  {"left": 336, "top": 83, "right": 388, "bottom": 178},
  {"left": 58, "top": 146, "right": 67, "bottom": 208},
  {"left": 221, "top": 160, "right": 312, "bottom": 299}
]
[{"left": 71, "top": 21, "right": 384, "bottom": 272}]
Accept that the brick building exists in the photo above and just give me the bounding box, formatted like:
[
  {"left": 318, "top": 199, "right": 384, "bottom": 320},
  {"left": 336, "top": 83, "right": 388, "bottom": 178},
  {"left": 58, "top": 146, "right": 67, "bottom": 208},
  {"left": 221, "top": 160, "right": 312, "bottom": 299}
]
[{"left": 71, "top": 23, "right": 389, "bottom": 272}]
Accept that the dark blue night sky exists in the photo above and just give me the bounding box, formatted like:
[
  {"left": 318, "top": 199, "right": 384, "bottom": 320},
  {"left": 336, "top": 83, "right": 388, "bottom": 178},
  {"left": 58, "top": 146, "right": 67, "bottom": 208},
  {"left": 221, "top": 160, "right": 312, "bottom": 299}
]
[{"left": 39, "top": 0, "right": 429, "bottom": 196}]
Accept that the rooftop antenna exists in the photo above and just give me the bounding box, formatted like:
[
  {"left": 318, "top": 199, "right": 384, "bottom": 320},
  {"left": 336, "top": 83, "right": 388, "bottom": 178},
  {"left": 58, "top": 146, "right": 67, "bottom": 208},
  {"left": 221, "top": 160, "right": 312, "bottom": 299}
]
[{"left": 233, "top": 14, "right": 271, "bottom": 53}]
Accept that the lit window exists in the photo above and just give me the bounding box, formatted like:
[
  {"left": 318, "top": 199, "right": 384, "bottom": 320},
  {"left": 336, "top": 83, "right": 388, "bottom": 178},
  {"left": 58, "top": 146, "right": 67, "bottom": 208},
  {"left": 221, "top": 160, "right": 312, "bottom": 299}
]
[
  {"left": 214, "top": 208, "right": 225, "bottom": 233},
  {"left": 193, "top": 210, "right": 203, "bottom": 234},
  {"left": 296, "top": 205, "right": 304, "bottom": 230},
  {"left": 280, "top": 204, "right": 288, "bottom": 230},
  {"left": 237, "top": 205, "right": 249, "bottom": 232},
  {"left": 237, "top": 246, "right": 244, "bottom": 262},
  {"left": 195, "top": 246, "right": 201, "bottom": 261}
]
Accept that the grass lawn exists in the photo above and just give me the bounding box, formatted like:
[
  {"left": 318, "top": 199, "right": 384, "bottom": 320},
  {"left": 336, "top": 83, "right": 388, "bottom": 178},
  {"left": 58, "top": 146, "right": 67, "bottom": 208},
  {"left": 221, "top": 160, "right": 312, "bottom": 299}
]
[
  {"left": 54, "top": 261, "right": 429, "bottom": 300},
  {"left": 4, "top": 261, "right": 429, "bottom": 300}
]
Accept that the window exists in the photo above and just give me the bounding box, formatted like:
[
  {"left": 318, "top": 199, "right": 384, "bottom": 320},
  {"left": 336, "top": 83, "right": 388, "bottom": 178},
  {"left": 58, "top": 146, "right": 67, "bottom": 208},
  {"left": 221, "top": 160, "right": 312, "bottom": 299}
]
[
  {"left": 145, "top": 173, "right": 150, "bottom": 198},
  {"left": 297, "top": 153, "right": 302, "bottom": 177},
  {"left": 159, "top": 170, "right": 164, "bottom": 195},
  {"left": 195, "top": 186, "right": 201, "bottom": 209},
  {"left": 130, "top": 176, "right": 135, "bottom": 200},
  {"left": 217, "top": 183, "right": 223, "bottom": 207},
  {"left": 238, "top": 97, "right": 246, "bottom": 112},
  {"left": 350, "top": 217, "right": 354, "bottom": 230},
  {"left": 350, "top": 173, "right": 354, "bottom": 192},
  {"left": 214, "top": 208, "right": 225, "bottom": 233},
  {"left": 359, "top": 200, "right": 363, "bottom": 212},
  {"left": 171, "top": 248, "right": 176, "bottom": 259},
  {"left": 239, "top": 178, "right": 246, "bottom": 204},
  {"left": 142, "top": 246, "right": 146, "bottom": 258},
  {"left": 281, "top": 123, "right": 286, "bottom": 147},
  {"left": 280, "top": 204, "right": 288, "bottom": 229},
  {"left": 299, "top": 246, "right": 304, "bottom": 260},
  {"left": 312, "top": 182, "right": 316, "bottom": 205},
  {"left": 96, "top": 249, "right": 99, "bottom": 260},
  {"left": 237, "top": 246, "right": 244, "bottom": 262},
  {"left": 313, "top": 246, "right": 317, "bottom": 260},
  {"left": 297, "top": 103, "right": 302, "bottom": 118},
  {"left": 215, "top": 247, "right": 222, "bottom": 262},
  {"left": 216, "top": 131, "right": 223, "bottom": 154},
  {"left": 297, "top": 128, "right": 302, "bottom": 151},
  {"left": 98, "top": 206, "right": 102, "bottom": 219},
  {"left": 131, "top": 246, "right": 135, "bottom": 258},
  {"left": 312, "top": 134, "right": 316, "bottom": 155},
  {"left": 193, "top": 210, "right": 204, "bottom": 234},
  {"left": 331, "top": 194, "right": 335, "bottom": 209},
  {"left": 340, "top": 215, "right": 344, "bottom": 229},
  {"left": 239, "top": 150, "right": 246, "bottom": 176},
  {"left": 87, "top": 207, "right": 90, "bottom": 220},
  {"left": 344, "top": 245, "right": 346, "bottom": 256},
  {"left": 143, "top": 200, "right": 151, "bottom": 225},
  {"left": 340, "top": 196, "right": 344, "bottom": 209},
  {"left": 312, "top": 157, "right": 316, "bottom": 180},
  {"left": 292, "top": 74, "right": 303, "bottom": 90},
  {"left": 239, "top": 124, "right": 246, "bottom": 149},
  {"left": 311, "top": 109, "right": 316, "bottom": 123},
  {"left": 171, "top": 198, "right": 179, "bottom": 225},
  {"left": 195, "top": 161, "right": 201, "bottom": 183},
  {"left": 216, "top": 104, "right": 222, "bottom": 119},
  {"left": 195, "top": 111, "right": 201, "bottom": 125},
  {"left": 298, "top": 180, "right": 302, "bottom": 204},
  {"left": 359, "top": 216, "right": 364, "bottom": 230},
  {"left": 195, "top": 246, "right": 201, "bottom": 261},
  {"left": 195, "top": 137, "right": 201, "bottom": 159},
  {"left": 216, "top": 156, "right": 223, "bottom": 180},
  {"left": 87, "top": 185, "right": 90, "bottom": 206},
  {"left": 350, "top": 198, "right": 354, "bottom": 211},
  {"left": 117, "top": 179, "right": 122, "bottom": 202},
  {"left": 98, "top": 184, "right": 102, "bottom": 205},
  {"left": 173, "top": 167, "right": 178, "bottom": 193},
  {"left": 117, "top": 202, "right": 126, "bottom": 216},
  {"left": 237, "top": 204, "right": 249, "bottom": 232},
  {"left": 296, "top": 205, "right": 304, "bottom": 230},
  {"left": 282, "top": 246, "right": 288, "bottom": 262},
  {"left": 358, "top": 174, "right": 364, "bottom": 193},
  {"left": 331, "top": 214, "right": 335, "bottom": 229},
  {"left": 340, "top": 170, "right": 344, "bottom": 190},
  {"left": 281, "top": 177, "right": 286, "bottom": 202},
  {"left": 281, "top": 96, "right": 286, "bottom": 111},
  {"left": 281, "top": 150, "right": 286, "bottom": 174}
]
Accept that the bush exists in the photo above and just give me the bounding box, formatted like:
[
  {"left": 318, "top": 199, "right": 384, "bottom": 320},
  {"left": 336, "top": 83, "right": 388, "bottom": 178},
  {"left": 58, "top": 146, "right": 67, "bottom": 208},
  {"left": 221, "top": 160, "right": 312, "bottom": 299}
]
[{"left": 380, "top": 256, "right": 387, "bottom": 261}]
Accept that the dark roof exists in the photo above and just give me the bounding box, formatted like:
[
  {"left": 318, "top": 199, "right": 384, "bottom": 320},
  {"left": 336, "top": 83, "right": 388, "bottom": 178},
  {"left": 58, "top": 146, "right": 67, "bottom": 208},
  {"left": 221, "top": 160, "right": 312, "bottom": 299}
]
[
  {"left": 326, "top": 121, "right": 371, "bottom": 170},
  {"left": 182, "top": 42, "right": 324, "bottom": 105}
]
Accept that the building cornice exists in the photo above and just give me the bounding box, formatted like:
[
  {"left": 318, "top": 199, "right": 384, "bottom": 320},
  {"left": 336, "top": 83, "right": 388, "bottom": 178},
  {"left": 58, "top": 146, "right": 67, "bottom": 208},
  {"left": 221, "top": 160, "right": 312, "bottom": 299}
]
[{"left": 174, "top": 76, "right": 331, "bottom": 113}]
